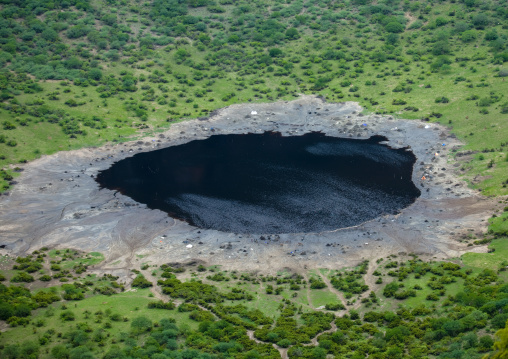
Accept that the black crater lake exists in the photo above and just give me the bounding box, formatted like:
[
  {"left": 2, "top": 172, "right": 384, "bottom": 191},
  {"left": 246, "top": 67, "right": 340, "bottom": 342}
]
[{"left": 96, "top": 132, "right": 420, "bottom": 234}]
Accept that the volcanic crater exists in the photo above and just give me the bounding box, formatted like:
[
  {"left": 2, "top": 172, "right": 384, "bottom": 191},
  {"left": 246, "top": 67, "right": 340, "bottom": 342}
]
[{"left": 0, "top": 96, "right": 495, "bottom": 273}]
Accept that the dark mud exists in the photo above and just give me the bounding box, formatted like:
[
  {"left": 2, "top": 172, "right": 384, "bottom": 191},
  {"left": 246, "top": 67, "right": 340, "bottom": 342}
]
[{"left": 97, "top": 133, "right": 420, "bottom": 234}]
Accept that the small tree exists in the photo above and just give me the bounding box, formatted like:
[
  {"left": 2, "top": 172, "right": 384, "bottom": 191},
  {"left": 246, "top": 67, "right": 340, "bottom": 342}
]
[
  {"left": 132, "top": 274, "right": 152, "bottom": 288},
  {"left": 385, "top": 22, "right": 404, "bottom": 33},
  {"left": 472, "top": 14, "right": 489, "bottom": 30},
  {"left": 487, "top": 321, "right": 508, "bottom": 358},
  {"left": 60, "top": 310, "right": 75, "bottom": 321},
  {"left": 285, "top": 28, "right": 299, "bottom": 40},
  {"left": 131, "top": 316, "right": 152, "bottom": 336}
]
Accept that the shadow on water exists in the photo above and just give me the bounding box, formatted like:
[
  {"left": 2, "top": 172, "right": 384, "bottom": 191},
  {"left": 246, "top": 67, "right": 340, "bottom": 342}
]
[{"left": 96, "top": 132, "right": 420, "bottom": 234}]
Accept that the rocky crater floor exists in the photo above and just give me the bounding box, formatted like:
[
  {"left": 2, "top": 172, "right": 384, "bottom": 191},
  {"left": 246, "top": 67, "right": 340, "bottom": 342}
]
[{"left": 0, "top": 96, "right": 498, "bottom": 274}]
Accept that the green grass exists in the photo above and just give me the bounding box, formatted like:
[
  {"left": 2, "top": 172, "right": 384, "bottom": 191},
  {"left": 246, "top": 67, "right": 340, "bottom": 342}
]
[
  {"left": 462, "top": 238, "right": 508, "bottom": 270},
  {"left": 46, "top": 250, "right": 104, "bottom": 269},
  {"left": 240, "top": 293, "right": 280, "bottom": 319},
  {"left": 366, "top": 258, "right": 478, "bottom": 312},
  {"left": 0, "top": 254, "right": 12, "bottom": 265},
  {"left": 290, "top": 289, "right": 310, "bottom": 309},
  {"left": 60, "top": 252, "right": 105, "bottom": 270},
  {"left": 489, "top": 211, "right": 508, "bottom": 236},
  {"left": 319, "top": 268, "right": 334, "bottom": 279},
  {"left": 402, "top": 274, "right": 465, "bottom": 308},
  {"left": 307, "top": 269, "right": 321, "bottom": 281},
  {"left": 0, "top": 288, "right": 196, "bottom": 357},
  {"left": 309, "top": 289, "right": 340, "bottom": 308}
]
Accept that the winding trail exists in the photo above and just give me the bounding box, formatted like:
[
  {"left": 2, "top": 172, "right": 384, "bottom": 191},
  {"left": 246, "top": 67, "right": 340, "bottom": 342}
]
[
  {"left": 303, "top": 274, "right": 313, "bottom": 309},
  {"left": 317, "top": 271, "right": 348, "bottom": 316},
  {"left": 247, "top": 330, "right": 288, "bottom": 359},
  {"left": 143, "top": 261, "right": 382, "bottom": 359},
  {"left": 143, "top": 269, "right": 171, "bottom": 302},
  {"left": 404, "top": 12, "right": 417, "bottom": 28},
  {"left": 362, "top": 261, "right": 380, "bottom": 296},
  {"left": 303, "top": 322, "right": 338, "bottom": 346}
]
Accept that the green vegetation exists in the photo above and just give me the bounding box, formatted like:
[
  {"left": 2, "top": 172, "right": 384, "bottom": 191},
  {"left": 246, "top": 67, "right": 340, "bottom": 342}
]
[
  {"left": 1, "top": 246, "right": 508, "bottom": 358},
  {"left": 0, "top": 0, "right": 506, "bottom": 196},
  {"left": 1, "top": 0, "right": 508, "bottom": 357},
  {"left": 463, "top": 238, "right": 508, "bottom": 270}
]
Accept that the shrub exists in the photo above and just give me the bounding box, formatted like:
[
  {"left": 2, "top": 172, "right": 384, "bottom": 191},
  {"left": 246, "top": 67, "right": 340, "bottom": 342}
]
[
  {"left": 491, "top": 313, "right": 508, "bottom": 329},
  {"left": 131, "top": 316, "right": 152, "bottom": 334},
  {"left": 132, "top": 275, "right": 152, "bottom": 288},
  {"left": 269, "top": 48, "right": 283, "bottom": 58},
  {"left": 147, "top": 301, "right": 175, "bottom": 310},
  {"left": 277, "top": 339, "right": 292, "bottom": 348},
  {"left": 349, "top": 310, "right": 359, "bottom": 320},
  {"left": 325, "top": 303, "right": 346, "bottom": 311},
  {"left": 385, "top": 325, "right": 410, "bottom": 342},
  {"left": 11, "top": 272, "right": 34, "bottom": 283},
  {"left": 0, "top": 303, "right": 14, "bottom": 320},
  {"left": 394, "top": 290, "right": 416, "bottom": 300},
  {"left": 478, "top": 97, "right": 492, "bottom": 107},
  {"left": 383, "top": 282, "right": 399, "bottom": 298},
  {"left": 461, "top": 30, "right": 477, "bottom": 42},
  {"left": 189, "top": 310, "right": 215, "bottom": 322},
  {"left": 310, "top": 280, "right": 326, "bottom": 289},
  {"left": 392, "top": 99, "right": 407, "bottom": 105},
  {"left": 478, "top": 335, "right": 494, "bottom": 352},
  {"left": 408, "top": 21, "right": 423, "bottom": 30},
  {"left": 472, "top": 14, "right": 489, "bottom": 30},
  {"left": 385, "top": 22, "right": 404, "bottom": 33},
  {"left": 285, "top": 28, "right": 299, "bottom": 40},
  {"left": 363, "top": 311, "right": 383, "bottom": 322},
  {"left": 501, "top": 102, "right": 508, "bottom": 114},
  {"left": 65, "top": 99, "right": 78, "bottom": 107},
  {"left": 435, "top": 96, "right": 450, "bottom": 103},
  {"left": 60, "top": 310, "right": 76, "bottom": 321},
  {"left": 426, "top": 293, "right": 439, "bottom": 301},
  {"left": 3, "top": 121, "right": 16, "bottom": 130}
]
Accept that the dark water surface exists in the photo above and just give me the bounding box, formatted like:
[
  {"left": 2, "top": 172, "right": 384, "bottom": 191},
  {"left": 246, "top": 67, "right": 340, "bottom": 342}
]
[{"left": 96, "top": 132, "right": 420, "bottom": 234}]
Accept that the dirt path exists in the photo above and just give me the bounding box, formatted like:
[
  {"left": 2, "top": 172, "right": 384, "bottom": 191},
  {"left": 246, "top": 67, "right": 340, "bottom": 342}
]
[
  {"left": 301, "top": 273, "right": 313, "bottom": 309},
  {"left": 404, "top": 12, "right": 417, "bottom": 28},
  {"left": 141, "top": 271, "right": 215, "bottom": 319},
  {"left": 142, "top": 270, "right": 172, "bottom": 302},
  {"left": 362, "top": 261, "right": 379, "bottom": 292},
  {"left": 303, "top": 321, "right": 338, "bottom": 346},
  {"left": 244, "top": 272, "right": 343, "bottom": 358},
  {"left": 317, "top": 271, "right": 348, "bottom": 316},
  {"left": 247, "top": 330, "right": 288, "bottom": 359},
  {"left": 352, "top": 261, "right": 379, "bottom": 309}
]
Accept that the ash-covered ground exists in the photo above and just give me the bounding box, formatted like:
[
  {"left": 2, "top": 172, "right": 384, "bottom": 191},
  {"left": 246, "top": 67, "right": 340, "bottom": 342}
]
[{"left": 0, "top": 96, "right": 497, "bottom": 274}]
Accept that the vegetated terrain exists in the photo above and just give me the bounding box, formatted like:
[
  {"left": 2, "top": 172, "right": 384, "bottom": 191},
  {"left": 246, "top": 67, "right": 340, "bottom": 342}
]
[
  {"left": 1, "top": 207, "right": 508, "bottom": 359},
  {"left": 0, "top": 0, "right": 506, "bottom": 195},
  {"left": 1, "top": 0, "right": 508, "bottom": 357}
]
